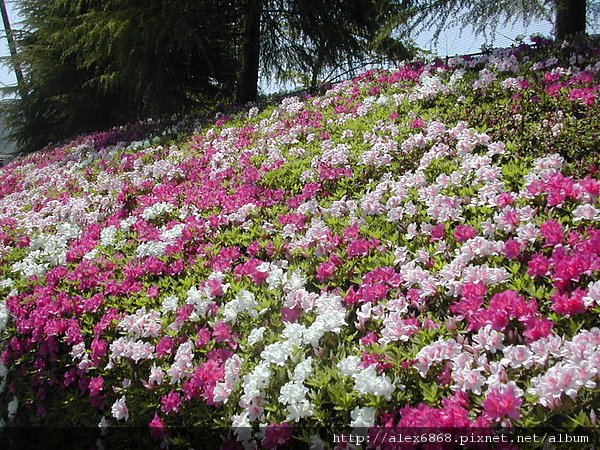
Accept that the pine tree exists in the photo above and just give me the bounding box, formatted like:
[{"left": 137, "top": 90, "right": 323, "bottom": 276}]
[
  {"left": 3, "top": 0, "right": 240, "bottom": 152},
  {"left": 237, "top": 0, "right": 413, "bottom": 102}
]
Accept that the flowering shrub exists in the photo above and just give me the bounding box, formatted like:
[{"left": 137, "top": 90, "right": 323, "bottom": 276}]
[{"left": 0, "top": 36, "right": 599, "bottom": 448}]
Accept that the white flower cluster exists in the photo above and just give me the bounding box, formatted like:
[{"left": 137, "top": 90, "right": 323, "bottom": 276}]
[
  {"left": 148, "top": 363, "right": 165, "bottom": 386},
  {"left": 145, "top": 159, "right": 184, "bottom": 181},
  {"left": 222, "top": 289, "right": 259, "bottom": 324},
  {"left": 227, "top": 203, "right": 257, "bottom": 225},
  {"left": 166, "top": 340, "right": 194, "bottom": 384},
  {"left": 379, "top": 311, "right": 418, "bottom": 344},
  {"left": 0, "top": 294, "right": 10, "bottom": 334},
  {"left": 288, "top": 219, "right": 330, "bottom": 254},
  {"left": 135, "top": 222, "right": 185, "bottom": 258},
  {"left": 111, "top": 396, "right": 129, "bottom": 421},
  {"left": 490, "top": 54, "right": 520, "bottom": 73},
  {"left": 337, "top": 356, "right": 395, "bottom": 400},
  {"left": 260, "top": 340, "right": 296, "bottom": 367},
  {"left": 278, "top": 357, "right": 315, "bottom": 421},
  {"left": 451, "top": 352, "right": 487, "bottom": 395},
  {"left": 318, "top": 142, "right": 352, "bottom": 167},
  {"left": 235, "top": 361, "right": 271, "bottom": 440},
  {"left": 302, "top": 293, "right": 347, "bottom": 345},
  {"left": 100, "top": 225, "right": 119, "bottom": 247},
  {"left": 109, "top": 337, "right": 155, "bottom": 363},
  {"left": 414, "top": 338, "right": 462, "bottom": 376},
  {"left": 410, "top": 72, "right": 452, "bottom": 101},
  {"left": 528, "top": 328, "right": 600, "bottom": 408},
  {"left": 213, "top": 354, "right": 243, "bottom": 404},
  {"left": 12, "top": 223, "right": 81, "bottom": 277},
  {"left": 184, "top": 285, "right": 214, "bottom": 320},
  {"left": 161, "top": 295, "right": 179, "bottom": 315},
  {"left": 472, "top": 68, "right": 498, "bottom": 90},
  {"left": 472, "top": 325, "right": 505, "bottom": 354},
  {"left": 141, "top": 201, "right": 175, "bottom": 221},
  {"left": 573, "top": 204, "right": 600, "bottom": 222},
  {"left": 135, "top": 240, "right": 169, "bottom": 258},
  {"left": 247, "top": 327, "right": 266, "bottom": 347},
  {"left": 583, "top": 281, "right": 600, "bottom": 307},
  {"left": 350, "top": 406, "right": 377, "bottom": 428},
  {"left": 233, "top": 269, "right": 348, "bottom": 433},
  {"left": 118, "top": 307, "right": 162, "bottom": 339},
  {"left": 161, "top": 223, "right": 185, "bottom": 241}
]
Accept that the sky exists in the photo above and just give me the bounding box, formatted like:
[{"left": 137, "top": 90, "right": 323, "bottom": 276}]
[
  {"left": 0, "top": 0, "right": 18, "bottom": 91},
  {"left": 0, "top": 4, "right": 555, "bottom": 93}
]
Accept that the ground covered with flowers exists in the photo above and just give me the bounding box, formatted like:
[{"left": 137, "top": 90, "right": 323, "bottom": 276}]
[{"left": 0, "top": 35, "right": 599, "bottom": 449}]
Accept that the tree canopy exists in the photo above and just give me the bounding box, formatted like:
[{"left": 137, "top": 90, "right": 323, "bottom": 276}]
[
  {"left": 2, "top": 0, "right": 241, "bottom": 151},
  {"left": 401, "top": 0, "right": 599, "bottom": 44},
  {"left": 3, "top": 0, "right": 411, "bottom": 152}
]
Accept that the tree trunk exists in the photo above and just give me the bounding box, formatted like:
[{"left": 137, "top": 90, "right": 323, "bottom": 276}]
[
  {"left": 555, "top": 0, "right": 586, "bottom": 39},
  {"left": 238, "top": 0, "right": 261, "bottom": 103},
  {"left": 0, "top": 0, "right": 26, "bottom": 98}
]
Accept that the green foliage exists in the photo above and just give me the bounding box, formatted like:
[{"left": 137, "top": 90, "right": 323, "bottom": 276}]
[
  {"left": 3, "top": 0, "right": 240, "bottom": 152},
  {"left": 260, "top": 0, "right": 415, "bottom": 89}
]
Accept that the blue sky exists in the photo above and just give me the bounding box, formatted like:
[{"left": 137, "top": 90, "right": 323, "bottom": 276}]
[
  {"left": 0, "top": 4, "right": 554, "bottom": 93},
  {"left": 0, "top": 0, "right": 18, "bottom": 91}
]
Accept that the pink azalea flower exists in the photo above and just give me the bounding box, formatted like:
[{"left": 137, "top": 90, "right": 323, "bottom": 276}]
[
  {"left": 430, "top": 223, "right": 446, "bottom": 241},
  {"left": 281, "top": 307, "right": 301, "bottom": 323},
  {"left": 540, "top": 219, "right": 564, "bottom": 247},
  {"left": 503, "top": 239, "right": 522, "bottom": 259},
  {"left": 361, "top": 332, "right": 379, "bottom": 346},
  {"left": 346, "top": 239, "right": 373, "bottom": 258},
  {"left": 523, "top": 317, "right": 554, "bottom": 342},
  {"left": 454, "top": 224, "right": 479, "bottom": 242},
  {"left": 212, "top": 322, "right": 232, "bottom": 343},
  {"left": 156, "top": 336, "right": 175, "bottom": 358},
  {"left": 316, "top": 261, "right": 336, "bottom": 281},
  {"left": 483, "top": 384, "right": 523, "bottom": 421},
  {"left": 147, "top": 285, "right": 159, "bottom": 298},
  {"left": 551, "top": 290, "right": 587, "bottom": 316},
  {"left": 161, "top": 391, "right": 182, "bottom": 415},
  {"left": 262, "top": 423, "right": 294, "bottom": 449},
  {"left": 89, "top": 376, "right": 104, "bottom": 396},
  {"left": 527, "top": 254, "right": 550, "bottom": 277},
  {"left": 149, "top": 412, "right": 167, "bottom": 439}
]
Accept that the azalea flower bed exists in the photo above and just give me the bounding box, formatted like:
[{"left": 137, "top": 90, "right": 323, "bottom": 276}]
[{"left": 0, "top": 35, "right": 599, "bottom": 448}]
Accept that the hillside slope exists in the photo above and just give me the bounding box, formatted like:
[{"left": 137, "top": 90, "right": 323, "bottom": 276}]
[{"left": 0, "top": 36, "right": 599, "bottom": 448}]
